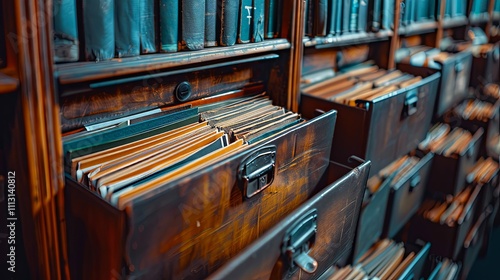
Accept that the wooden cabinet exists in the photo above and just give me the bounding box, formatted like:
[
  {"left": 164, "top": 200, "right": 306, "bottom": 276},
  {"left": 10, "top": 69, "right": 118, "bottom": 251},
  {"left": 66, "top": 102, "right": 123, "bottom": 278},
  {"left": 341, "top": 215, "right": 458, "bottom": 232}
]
[{"left": 0, "top": 0, "right": 498, "bottom": 279}]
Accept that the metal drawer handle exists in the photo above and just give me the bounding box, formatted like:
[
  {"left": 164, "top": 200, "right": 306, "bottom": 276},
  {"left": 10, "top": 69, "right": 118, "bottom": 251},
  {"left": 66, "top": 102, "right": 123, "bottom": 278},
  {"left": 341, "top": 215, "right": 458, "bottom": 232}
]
[
  {"left": 238, "top": 146, "right": 276, "bottom": 199},
  {"left": 282, "top": 209, "right": 319, "bottom": 274}
]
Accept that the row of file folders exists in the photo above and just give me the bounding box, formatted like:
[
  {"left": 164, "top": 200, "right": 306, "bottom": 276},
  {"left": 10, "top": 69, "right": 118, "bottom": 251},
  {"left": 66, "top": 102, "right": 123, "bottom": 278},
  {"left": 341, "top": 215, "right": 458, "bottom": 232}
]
[
  {"left": 53, "top": 0, "right": 282, "bottom": 62},
  {"left": 304, "top": 0, "right": 493, "bottom": 37}
]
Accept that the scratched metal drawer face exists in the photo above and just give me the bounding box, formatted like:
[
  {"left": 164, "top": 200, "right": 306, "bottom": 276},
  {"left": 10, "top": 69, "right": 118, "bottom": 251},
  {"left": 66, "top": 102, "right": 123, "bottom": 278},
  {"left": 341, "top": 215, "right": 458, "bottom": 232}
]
[
  {"left": 207, "top": 161, "right": 370, "bottom": 280},
  {"left": 300, "top": 73, "right": 440, "bottom": 177},
  {"left": 384, "top": 152, "right": 434, "bottom": 239}
]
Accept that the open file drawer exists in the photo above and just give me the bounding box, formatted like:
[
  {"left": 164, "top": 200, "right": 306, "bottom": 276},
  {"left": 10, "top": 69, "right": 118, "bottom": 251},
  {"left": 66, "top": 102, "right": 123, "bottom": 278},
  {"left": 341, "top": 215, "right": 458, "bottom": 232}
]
[
  {"left": 64, "top": 110, "right": 338, "bottom": 280},
  {"left": 397, "top": 50, "right": 472, "bottom": 119},
  {"left": 384, "top": 152, "right": 434, "bottom": 238},
  {"left": 207, "top": 160, "right": 370, "bottom": 280},
  {"left": 300, "top": 72, "right": 440, "bottom": 177}
]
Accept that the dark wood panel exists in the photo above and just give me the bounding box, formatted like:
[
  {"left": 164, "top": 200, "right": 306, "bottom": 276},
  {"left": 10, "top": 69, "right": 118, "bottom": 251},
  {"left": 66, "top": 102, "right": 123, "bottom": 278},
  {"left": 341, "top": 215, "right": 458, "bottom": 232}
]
[
  {"left": 59, "top": 60, "right": 276, "bottom": 131},
  {"left": 56, "top": 39, "right": 291, "bottom": 85},
  {"left": 302, "top": 48, "right": 336, "bottom": 76}
]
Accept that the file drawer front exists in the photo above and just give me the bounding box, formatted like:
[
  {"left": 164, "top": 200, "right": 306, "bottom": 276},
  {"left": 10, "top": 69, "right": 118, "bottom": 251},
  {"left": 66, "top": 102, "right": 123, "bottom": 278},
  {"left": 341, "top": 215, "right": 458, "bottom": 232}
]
[
  {"left": 65, "top": 178, "right": 127, "bottom": 280},
  {"left": 352, "top": 177, "right": 391, "bottom": 262},
  {"left": 397, "top": 50, "right": 472, "bottom": 119},
  {"left": 300, "top": 73, "right": 440, "bottom": 177},
  {"left": 208, "top": 161, "right": 370, "bottom": 280},
  {"left": 470, "top": 44, "right": 500, "bottom": 87},
  {"left": 385, "top": 152, "right": 433, "bottom": 238},
  {"left": 457, "top": 99, "right": 500, "bottom": 158},
  {"left": 365, "top": 73, "right": 439, "bottom": 175},
  {"left": 120, "top": 110, "right": 337, "bottom": 279},
  {"left": 409, "top": 186, "right": 481, "bottom": 260},
  {"left": 398, "top": 242, "right": 431, "bottom": 280},
  {"left": 427, "top": 128, "right": 483, "bottom": 196},
  {"left": 459, "top": 208, "right": 491, "bottom": 280}
]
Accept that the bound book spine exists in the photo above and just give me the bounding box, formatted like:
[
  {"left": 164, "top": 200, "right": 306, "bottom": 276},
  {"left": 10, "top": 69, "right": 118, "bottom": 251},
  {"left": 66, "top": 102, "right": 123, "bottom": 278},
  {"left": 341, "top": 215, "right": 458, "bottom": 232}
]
[
  {"left": 239, "top": 0, "right": 253, "bottom": 43},
  {"left": 205, "top": 0, "right": 218, "bottom": 47},
  {"left": 218, "top": 0, "right": 239, "bottom": 46},
  {"left": 53, "top": 0, "right": 79, "bottom": 62},
  {"left": 381, "top": 0, "right": 393, "bottom": 30},
  {"left": 265, "top": 0, "right": 278, "bottom": 38},
  {"left": 83, "top": 0, "right": 115, "bottom": 61},
  {"left": 140, "top": 0, "right": 157, "bottom": 53},
  {"left": 410, "top": 0, "right": 417, "bottom": 23},
  {"left": 160, "top": 0, "right": 179, "bottom": 52},
  {"left": 350, "top": 0, "right": 359, "bottom": 32},
  {"left": 335, "top": 0, "right": 343, "bottom": 34},
  {"left": 358, "top": 0, "right": 369, "bottom": 32},
  {"left": 181, "top": 0, "right": 206, "bottom": 50},
  {"left": 315, "top": 0, "right": 328, "bottom": 36},
  {"left": 304, "top": 0, "right": 314, "bottom": 36},
  {"left": 327, "top": 0, "right": 338, "bottom": 35},
  {"left": 428, "top": 0, "right": 436, "bottom": 20},
  {"left": 369, "top": 0, "right": 381, "bottom": 32},
  {"left": 115, "top": 0, "right": 140, "bottom": 57},
  {"left": 444, "top": 0, "right": 452, "bottom": 17},
  {"left": 252, "top": 0, "right": 265, "bottom": 42},
  {"left": 342, "top": 0, "right": 352, "bottom": 33},
  {"left": 416, "top": 0, "right": 429, "bottom": 21}
]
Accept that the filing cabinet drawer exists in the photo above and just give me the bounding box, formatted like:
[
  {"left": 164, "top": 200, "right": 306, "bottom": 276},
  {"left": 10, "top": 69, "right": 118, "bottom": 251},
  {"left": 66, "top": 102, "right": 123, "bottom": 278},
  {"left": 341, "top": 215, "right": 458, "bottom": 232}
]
[
  {"left": 470, "top": 44, "right": 500, "bottom": 87},
  {"left": 452, "top": 99, "right": 500, "bottom": 158},
  {"left": 426, "top": 128, "right": 483, "bottom": 196},
  {"left": 409, "top": 185, "right": 483, "bottom": 260},
  {"left": 398, "top": 50, "right": 473, "bottom": 119},
  {"left": 352, "top": 175, "right": 391, "bottom": 263},
  {"left": 207, "top": 160, "right": 370, "bottom": 280},
  {"left": 384, "top": 152, "right": 434, "bottom": 238},
  {"left": 398, "top": 242, "right": 431, "bottom": 280},
  {"left": 300, "top": 73, "right": 440, "bottom": 177},
  {"left": 459, "top": 206, "right": 492, "bottom": 280},
  {"left": 64, "top": 110, "right": 338, "bottom": 280}
]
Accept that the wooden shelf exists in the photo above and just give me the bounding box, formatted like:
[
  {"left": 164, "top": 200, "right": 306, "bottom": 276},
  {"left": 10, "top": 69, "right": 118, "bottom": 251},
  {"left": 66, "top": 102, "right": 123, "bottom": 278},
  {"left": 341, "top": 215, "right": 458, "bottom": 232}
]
[
  {"left": 0, "top": 72, "right": 19, "bottom": 94},
  {"left": 469, "top": 13, "right": 490, "bottom": 25},
  {"left": 56, "top": 39, "right": 291, "bottom": 85},
  {"left": 399, "top": 21, "right": 439, "bottom": 36},
  {"left": 304, "top": 30, "right": 394, "bottom": 49},
  {"left": 442, "top": 16, "right": 469, "bottom": 29}
]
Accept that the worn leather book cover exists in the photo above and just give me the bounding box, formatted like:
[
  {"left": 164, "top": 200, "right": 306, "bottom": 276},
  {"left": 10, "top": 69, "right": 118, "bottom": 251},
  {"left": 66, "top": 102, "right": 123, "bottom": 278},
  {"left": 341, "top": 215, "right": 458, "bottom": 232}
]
[
  {"left": 115, "top": 0, "right": 140, "bottom": 57},
  {"left": 358, "top": 0, "right": 369, "bottom": 32},
  {"left": 205, "top": 0, "right": 218, "bottom": 46},
  {"left": 181, "top": 0, "right": 206, "bottom": 50},
  {"left": 315, "top": 0, "right": 328, "bottom": 36},
  {"left": 350, "top": 0, "right": 359, "bottom": 32},
  {"left": 382, "top": 0, "right": 394, "bottom": 30},
  {"left": 238, "top": 0, "right": 253, "bottom": 43},
  {"left": 264, "top": 0, "right": 279, "bottom": 38},
  {"left": 218, "top": 0, "right": 239, "bottom": 46},
  {"left": 140, "top": 0, "right": 157, "bottom": 53},
  {"left": 342, "top": 0, "right": 352, "bottom": 33},
  {"left": 53, "top": 0, "right": 79, "bottom": 62},
  {"left": 327, "top": 0, "right": 338, "bottom": 35},
  {"left": 369, "top": 0, "right": 381, "bottom": 31},
  {"left": 252, "top": 0, "right": 265, "bottom": 42},
  {"left": 160, "top": 0, "right": 179, "bottom": 52},
  {"left": 83, "top": 0, "right": 115, "bottom": 61},
  {"left": 304, "top": 0, "right": 314, "bottom": 36},
  {"left": 416, "top": 0, "right": 429, "bottom": 21}
]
